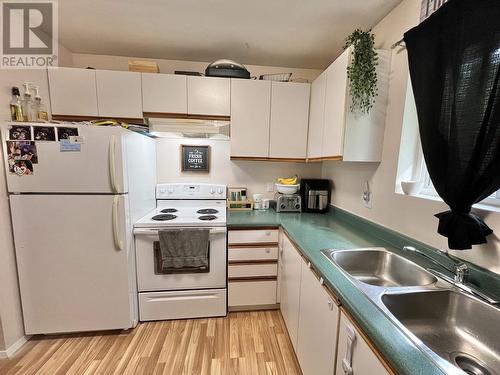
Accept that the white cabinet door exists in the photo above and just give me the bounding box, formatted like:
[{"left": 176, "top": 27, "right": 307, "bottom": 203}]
[
  {"left": 307, "top": 71, "right": 327, "bottom": 159},
  {"left": 342, "top": 50, "right": 391, "bottom": 162},
  {"left": 142, "top": 73, "right": 187, "bottom": 114},
  {"left": 269, "top": 82, "right": 311, "bottom": 159},
  {"left": 280, "top": 233, "right": 303, "bottom": 350},
  {"left": 297, "top": 261, "right": 339, "bottom": 375},
  {"left": 96, "top": 70, "right": 142, "bottom": 118},
  {"left": 322, "top": 48, "right": 350, "bottom": 158},
  {"left": 48, "top": 67, "right": 98, "bottom": 116},
  {"left": 230, "top": 79, "right": 271, "bottom": 158},
  {"left": 336, "top": 311, "right": 390, "bottom": 375},
  {"left": 187, "top": 76, "right": 230, "bottom": 116}
]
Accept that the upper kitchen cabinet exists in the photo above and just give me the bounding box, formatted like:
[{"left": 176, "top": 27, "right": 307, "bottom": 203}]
[
  {"left": 307, "top": 70, "right": 327, "bottom": 160},
  {"left": 269, "top": 82, "right": 311, "bottom": 160},
  {"left": 187, "top": 76, "right": 230, "bottom": 117},
  {"left": 308, "top": 47, "right": 390, "bottom": 162},
  {"left": 230, "top": 79, "right": 271, "bottom": 158},
  {"left": 322, "top": 48, "right": 350, "bottom": 160},
  {"left": 142, "top": 73, "right": 187, "bottom": 114},
  {"left": 48, "top": 67, "right": 99, "bottom": 117},
  {"left": 96, "top": 70, "right": 142, "bottom": 119}
]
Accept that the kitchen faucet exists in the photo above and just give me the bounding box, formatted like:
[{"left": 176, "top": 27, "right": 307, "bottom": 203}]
[
  {"left": 402, "top": 246, "right": 469, "bottom": 282},
  {"left": 402, "top": 246, "right": 499, "bottom": 305}
]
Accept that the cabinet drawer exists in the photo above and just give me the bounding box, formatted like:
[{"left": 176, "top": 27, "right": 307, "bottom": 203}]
[
  {"left": 228, "top": 246, "right": 278, "bottom": 261},
  {"left": 139, "top": 289, "right": 226, "bottom": 321},
  {"left": 228, "top": 280, "right": 277, "bottom": 307},
  {"left": 228, "top": 229, "right": 279, "bottom": 245},
  {"left": 228, "top": 263, "right": 278, "bottom": 278}
]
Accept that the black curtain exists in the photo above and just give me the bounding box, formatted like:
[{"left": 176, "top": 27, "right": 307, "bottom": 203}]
[{"left": 404, "top": 0, "right": 500, "bottom": 250}]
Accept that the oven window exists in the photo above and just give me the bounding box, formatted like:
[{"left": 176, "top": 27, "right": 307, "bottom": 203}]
[{"left": 153, "top": 241, "right": 210, "bottom": 274}]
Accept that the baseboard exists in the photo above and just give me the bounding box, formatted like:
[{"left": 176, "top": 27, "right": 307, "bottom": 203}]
[
  {"left": 0, "top": 335, "right": 30, "bottom": 359},
  {"left": 228, "top": 304, "right": 280, "bottom": 312}
]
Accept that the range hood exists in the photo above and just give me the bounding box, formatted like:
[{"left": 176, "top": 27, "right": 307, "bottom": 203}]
[{"left": 146, "top": 117, "right": 230, "bottom": 139}]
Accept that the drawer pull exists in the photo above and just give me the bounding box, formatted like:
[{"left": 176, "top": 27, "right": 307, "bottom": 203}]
[{"left": 342, "top": 324, "right": 357, "bottom": 375}]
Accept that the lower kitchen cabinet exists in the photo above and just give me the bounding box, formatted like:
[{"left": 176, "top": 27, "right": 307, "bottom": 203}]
[
  {"left": 228, "top": 228, "right": 280, "bottom": 310},
  {"left": 336, "top": 310, "right": 391, "bottom": 375},
  {"left": 280, "top": 233, "right": 303, "bottom": 350},
  {"left": 296, "top": 260, "right": 339, "bottom": 375}
]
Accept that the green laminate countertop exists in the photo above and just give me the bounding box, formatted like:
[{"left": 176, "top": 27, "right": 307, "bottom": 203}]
[{"left": 228, "top": 209, "right": 449, "bottom": 375}]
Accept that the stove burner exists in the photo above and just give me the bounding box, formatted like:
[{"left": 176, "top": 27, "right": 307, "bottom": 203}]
[
  {"left": 160, "top": 208, "right": 178, "bottom": 213},
  {"left": 197, "top": 209, "right": 219, "bottom": 215},
  {"left": 152, "top": 214, "right": 177, "bottom": 221},
  {"left": 199, "top": 215, "right": 217, "bottom": 221}
]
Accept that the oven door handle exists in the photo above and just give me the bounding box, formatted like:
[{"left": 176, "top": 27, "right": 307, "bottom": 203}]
[{"left": 133, "top": 227, "right": 227, "bottom": 235}]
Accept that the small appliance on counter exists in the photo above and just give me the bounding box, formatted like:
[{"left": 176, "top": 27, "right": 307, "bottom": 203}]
[
  {"left": 271, "top": 192, "right": 302, "bottom": 213},
  {"left": 300, "top": 179, "right": 331, "bottom": 213}
]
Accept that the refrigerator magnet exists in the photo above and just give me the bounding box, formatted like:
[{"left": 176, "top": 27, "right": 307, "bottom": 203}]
[
  {"left": 57, "top": 127, "right": 79, "bottom": 141},
  {"left": 33, "top": 126, "right": 56, "bottom": 141},
  {"left": 6, "top": 141, "right": 38, "bottom": 164},
  {"left": 8, "top": 125, "right": 31, "bottom": 140},
  {"left": 59, "top": 139, "right": 81, "bottom": 152}
]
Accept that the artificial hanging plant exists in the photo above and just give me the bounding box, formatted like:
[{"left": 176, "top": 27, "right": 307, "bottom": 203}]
[{"left": 344, "top": 29, "right": 378, "bottom": 114}]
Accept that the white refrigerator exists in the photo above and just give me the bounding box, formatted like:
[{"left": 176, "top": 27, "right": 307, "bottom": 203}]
[{"left": 2, "top": 122, "right": 156, "bottom": 334}]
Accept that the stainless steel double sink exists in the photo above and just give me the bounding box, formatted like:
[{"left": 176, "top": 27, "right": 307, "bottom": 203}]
[{"left": 322, "top": 248, "right": 500, "bottom": 375}]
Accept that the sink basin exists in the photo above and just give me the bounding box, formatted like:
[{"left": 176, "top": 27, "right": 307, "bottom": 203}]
[
  {"left": 322, "top": 248, "right": 437, "bottom": 287},
  {"left": 383, "top": 290, "right": 500, "bottom": 375}
]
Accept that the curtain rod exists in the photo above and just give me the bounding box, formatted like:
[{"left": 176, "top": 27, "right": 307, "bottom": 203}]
[{"left": 391, "top": 38, "right": 406, "bottom": 49}]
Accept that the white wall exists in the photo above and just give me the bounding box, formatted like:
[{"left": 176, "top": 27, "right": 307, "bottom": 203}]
[
  {"left": 69, "top": 53, "right": 321, "bottom": 83},
  {"left": 156, "top": 137, "right": 322, "bottom": 197},
  {"left": 321, "top": 0, "right": 500, "bottom": 274}
]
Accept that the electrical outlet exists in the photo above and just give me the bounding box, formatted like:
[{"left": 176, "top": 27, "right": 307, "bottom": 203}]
[{"left": 267, "top": 183, "right": 275, "bottom": 192}]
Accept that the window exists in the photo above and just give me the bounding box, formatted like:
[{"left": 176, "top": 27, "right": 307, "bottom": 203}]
[
  {"left": 397, "top": 75, "right": 500, "bottom": 209},
  {"left": 418, "top": 155, "right": 500, "bottom": 208}
]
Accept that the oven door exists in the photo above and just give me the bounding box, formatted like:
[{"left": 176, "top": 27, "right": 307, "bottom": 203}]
[{"left": 134, "top": 227, "right": 227, "bottom": 292}]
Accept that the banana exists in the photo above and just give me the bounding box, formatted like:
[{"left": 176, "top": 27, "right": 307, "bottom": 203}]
[{"left": 277, "top": 175, "right": 298, "bottom": 185}]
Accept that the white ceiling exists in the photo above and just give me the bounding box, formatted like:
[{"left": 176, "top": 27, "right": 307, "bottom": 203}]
[{"left": 58, "top": 0, "right": 402, "bottom": 69}]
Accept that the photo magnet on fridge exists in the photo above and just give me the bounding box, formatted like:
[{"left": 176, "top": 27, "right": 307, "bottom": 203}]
[
  {"left": 6, "top": 141, "right": 38, "bottom": 164},
  {"left": 57, "top": 127, "right": 79, "bottom": 141},
  {"left": 33, "top": 126, "right": 56, "bottom": 141},
  {"left": 8, "top": 125, "right": 31, "bottom": 140},
  {"left": 6, "top": 141, "right": 36, "bottom": 176}
]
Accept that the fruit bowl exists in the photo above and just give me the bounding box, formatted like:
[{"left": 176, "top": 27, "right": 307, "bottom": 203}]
[{"left": 275, "top": 183, "right": 300, "bottom": 195}]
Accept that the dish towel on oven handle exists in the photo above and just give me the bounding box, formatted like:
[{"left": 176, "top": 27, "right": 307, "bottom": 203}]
[{"left": 156, "top": 228, "right": 210, "bottom": 274}]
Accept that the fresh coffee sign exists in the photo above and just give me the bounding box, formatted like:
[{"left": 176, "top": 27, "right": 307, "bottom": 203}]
[{"left": 181, "top": 145, "right": 210, "bottom": 172}]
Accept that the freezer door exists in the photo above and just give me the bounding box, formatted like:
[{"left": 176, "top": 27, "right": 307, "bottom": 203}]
[
  {"left": 2, "top": 124, "right": 127, "bottom": 193},
  {"left": 10, "top": 194, "right": 134, "bottom": 334}
]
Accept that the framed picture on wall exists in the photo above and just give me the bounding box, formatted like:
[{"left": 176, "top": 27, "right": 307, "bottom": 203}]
[{"left": 181, "top": 145, "right": 210, "bottom": 172}]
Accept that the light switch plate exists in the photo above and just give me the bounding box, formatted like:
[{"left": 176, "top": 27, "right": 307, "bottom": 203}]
[{"left": 267, "top": 183, "right": 275, "bottom": 192}]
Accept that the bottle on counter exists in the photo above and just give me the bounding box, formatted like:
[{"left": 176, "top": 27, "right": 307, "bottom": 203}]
[
  {"left": 9, "top": 86, "right": 24, "bottom": 121},
  {"left": 33, "top": 86, "right": 48, "bottom": 122},
  {"left": 21, "top": 82, "right": 34, "bottom": 122}
]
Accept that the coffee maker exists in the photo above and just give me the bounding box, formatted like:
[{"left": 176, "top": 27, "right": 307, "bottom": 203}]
[{"left": 300, "top": 179, "right": 331, "bottom": 213}]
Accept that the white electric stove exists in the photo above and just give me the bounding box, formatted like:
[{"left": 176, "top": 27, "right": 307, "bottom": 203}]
[{"left": 134, "top": 183, "right": 227, "bottom": 321}]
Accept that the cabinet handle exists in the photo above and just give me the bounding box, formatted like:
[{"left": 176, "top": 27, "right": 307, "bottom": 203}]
[
  {"left": 327, "top": 299, "right": 334, "bottom": 311},
  {"left": 265, "top": 248, "right": 271, "bottom": 253},
  {"left": 342, "top": 324, "right": 357, "bottom": 375}
]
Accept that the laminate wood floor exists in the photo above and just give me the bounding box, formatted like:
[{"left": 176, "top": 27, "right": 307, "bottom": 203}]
[{"left": 0, "top": 311, "right": 302, "bottom": 375}]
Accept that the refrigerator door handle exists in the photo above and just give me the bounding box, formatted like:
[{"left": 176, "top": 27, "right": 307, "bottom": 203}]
[
  {"left": 109, "top": 135, "right": 119, "bottom": 194},
  {"left": 112, "top": 195, "right": 124, "bottom": 251}
]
